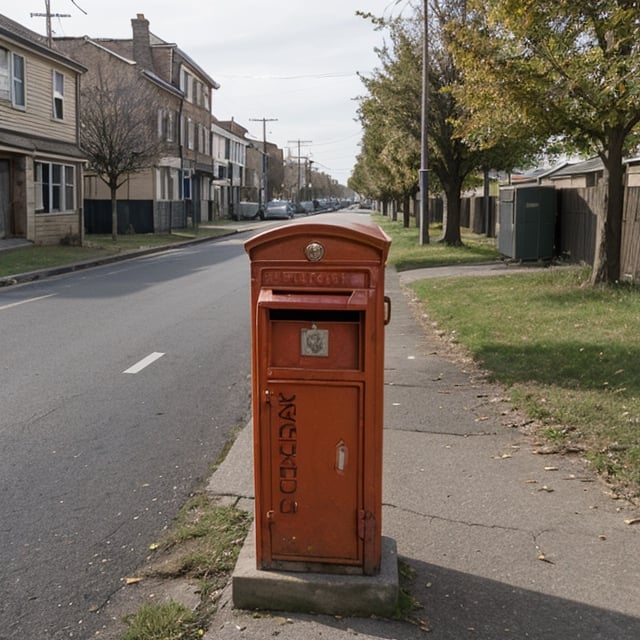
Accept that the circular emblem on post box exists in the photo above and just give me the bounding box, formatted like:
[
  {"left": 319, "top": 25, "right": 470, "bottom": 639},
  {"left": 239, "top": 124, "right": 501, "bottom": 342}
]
[{"left": 304, "top": 241, "right": 325, "bottom": 262}]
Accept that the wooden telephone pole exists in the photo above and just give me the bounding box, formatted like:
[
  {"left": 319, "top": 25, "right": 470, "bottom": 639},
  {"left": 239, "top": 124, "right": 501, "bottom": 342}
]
[{"left": 30, "top": 0, "right": 71, "bottom": 48}]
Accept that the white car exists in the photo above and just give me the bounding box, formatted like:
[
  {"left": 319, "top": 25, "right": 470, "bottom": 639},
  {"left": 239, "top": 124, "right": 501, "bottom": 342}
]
[{"left": 264, "top": 201, "right": 295, "bottom": 219}]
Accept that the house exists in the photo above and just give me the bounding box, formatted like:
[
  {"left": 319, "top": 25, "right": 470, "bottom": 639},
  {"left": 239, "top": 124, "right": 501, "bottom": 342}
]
[
  {"left": 0, "top": 14, "right": 86, "bottom": 244},
  {"left": 55, "top": 14, "right": 221, "bottom": 232},
  {"left": 212, "top": 118, "right": 248, "bottom": 219}
]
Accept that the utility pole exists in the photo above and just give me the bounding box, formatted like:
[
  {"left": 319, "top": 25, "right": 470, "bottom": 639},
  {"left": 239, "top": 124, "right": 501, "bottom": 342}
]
[
  {"left": 418, "top": 0, "right": 430, "bottom": 244},
  {"left": 249, "top": 117, "right": 278, "bottom": 208},
  {"left": 31, "top": 0, "right": 71, "bottom": 48},
  {"left": 287, "top": 139, "right": 312, "bottom": 202},
  {"left": 308, "top": 159, "right": 314, "bottom": 200}
]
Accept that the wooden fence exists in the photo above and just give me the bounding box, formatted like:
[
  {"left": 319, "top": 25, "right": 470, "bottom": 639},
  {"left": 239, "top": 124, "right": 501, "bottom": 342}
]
[
  {"left": 461, "top": 185, "right": 640, "bottom": 281},
  {"left": 555, "top": 185, "right": 640, "bottom": 281},
  {"left": 622, "top": 187, "right": 640, "bottom": 281}
]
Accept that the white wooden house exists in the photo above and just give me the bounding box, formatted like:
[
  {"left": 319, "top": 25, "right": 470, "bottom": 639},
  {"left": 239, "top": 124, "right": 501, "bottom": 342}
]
[{"left": 0, "top": 14, "right": 86, "bottom": 244}]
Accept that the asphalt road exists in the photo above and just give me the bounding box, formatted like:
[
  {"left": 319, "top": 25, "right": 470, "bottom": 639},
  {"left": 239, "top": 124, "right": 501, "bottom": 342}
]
[{"left": 0, "top": 233, "right": 254, "bottom": 638}]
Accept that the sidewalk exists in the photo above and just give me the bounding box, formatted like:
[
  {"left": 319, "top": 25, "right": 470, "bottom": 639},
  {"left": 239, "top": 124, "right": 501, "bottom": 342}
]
[{"left": 205, "top": 266, "right": 640, "bottom": 639}]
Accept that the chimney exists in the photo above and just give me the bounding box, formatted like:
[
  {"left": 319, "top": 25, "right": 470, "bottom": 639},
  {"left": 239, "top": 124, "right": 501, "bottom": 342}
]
[{"left": 131, "top": 13, "right": 154, "bottom": 71}]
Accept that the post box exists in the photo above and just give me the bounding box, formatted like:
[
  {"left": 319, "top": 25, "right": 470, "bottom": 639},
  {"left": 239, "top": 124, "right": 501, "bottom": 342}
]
[{"left": 245, "top": 220, "right": 391, "bottom": 576}]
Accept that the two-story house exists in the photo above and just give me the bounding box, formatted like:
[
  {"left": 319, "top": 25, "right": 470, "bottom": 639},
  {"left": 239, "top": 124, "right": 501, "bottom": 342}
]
[
  {"left": 55, "top": 14, "right": 220, "bottom": 232},
  {"left": 212, "top": 118, "right": 248, "bottom": 219},
  {"left": 0, "top": 14, "right": 86, "bottom": 244}
]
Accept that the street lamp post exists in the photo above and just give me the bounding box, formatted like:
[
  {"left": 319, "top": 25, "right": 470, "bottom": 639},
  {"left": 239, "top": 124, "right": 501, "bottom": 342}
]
[{"left": 418, "top": 0, "right": 430, "bottom": 245}]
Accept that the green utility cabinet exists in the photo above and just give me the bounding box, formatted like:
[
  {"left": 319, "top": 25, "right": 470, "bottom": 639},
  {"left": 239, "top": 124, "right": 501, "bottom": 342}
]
[{"left": 498, "top": 186, "right": 556, "bottom": 260}]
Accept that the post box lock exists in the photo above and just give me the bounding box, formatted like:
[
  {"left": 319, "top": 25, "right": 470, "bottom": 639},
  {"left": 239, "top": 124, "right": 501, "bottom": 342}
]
[
  {"left": 335, "top": 441, "right": 348, "bottom": 474},
  {"left": 384, "top": 296, "right": 392, "bottom": 325}
]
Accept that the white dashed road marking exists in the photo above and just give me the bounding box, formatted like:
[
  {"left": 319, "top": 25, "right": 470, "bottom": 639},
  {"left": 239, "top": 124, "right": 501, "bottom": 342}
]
[{"left": 123, "top": 352, "right": 165, "bottom": 374}]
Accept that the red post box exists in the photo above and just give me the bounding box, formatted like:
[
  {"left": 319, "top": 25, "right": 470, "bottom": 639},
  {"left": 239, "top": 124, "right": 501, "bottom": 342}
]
[{"left": 245, "top": 220, "right": 390, "bottom": 576}]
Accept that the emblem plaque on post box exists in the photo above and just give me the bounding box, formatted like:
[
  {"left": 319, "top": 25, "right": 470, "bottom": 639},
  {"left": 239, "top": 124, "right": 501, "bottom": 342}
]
[{"left": 301, "top": 324, "right": 329, "bottom": 357}]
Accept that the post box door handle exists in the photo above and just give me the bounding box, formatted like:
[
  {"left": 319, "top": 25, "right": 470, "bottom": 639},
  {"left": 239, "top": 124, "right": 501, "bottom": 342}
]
[{"left": 384, "top": 296, "right": 391, "bottom": 325}]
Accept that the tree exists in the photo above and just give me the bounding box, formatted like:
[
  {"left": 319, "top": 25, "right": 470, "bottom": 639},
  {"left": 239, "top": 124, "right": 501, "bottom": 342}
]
[
  {"left": 454, "top": 0, "right": 640, "bottom": 284},
  {"left": 80, "top": 67, "right": 163, "bottom": 240},
  {"left": 355, "top": 2, "right": 537, "bottom": 243}
]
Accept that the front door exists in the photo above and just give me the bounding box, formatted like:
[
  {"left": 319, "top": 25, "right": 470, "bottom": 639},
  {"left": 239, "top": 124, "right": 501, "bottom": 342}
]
[{"left": 0, "top": 160, "right": 10, "bottom": 237}]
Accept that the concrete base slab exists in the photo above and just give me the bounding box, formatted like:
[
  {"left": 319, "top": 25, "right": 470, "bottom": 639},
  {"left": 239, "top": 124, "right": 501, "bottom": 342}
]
[{"left": 232, "top": 524, "right": 399, "bottom": 618}]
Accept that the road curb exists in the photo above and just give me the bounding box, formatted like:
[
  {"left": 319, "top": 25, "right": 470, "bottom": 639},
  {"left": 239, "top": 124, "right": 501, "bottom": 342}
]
[{"left": 0, "top": 229, "right": 240, "bottom": 287}]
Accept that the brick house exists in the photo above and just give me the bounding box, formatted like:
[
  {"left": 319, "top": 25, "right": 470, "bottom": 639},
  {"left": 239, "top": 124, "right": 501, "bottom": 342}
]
[
  {"left": 0, "top": 14, "right": 86, "bottom": 244},
  {"left": 55, "top": 14, "right": 221, "bottom": 232}
]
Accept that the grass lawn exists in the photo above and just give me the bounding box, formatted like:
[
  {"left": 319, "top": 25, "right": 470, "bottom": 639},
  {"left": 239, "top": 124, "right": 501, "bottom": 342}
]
[
  {"left": 374, "top": 213, "right": 500, "bottom": 270},
  {"left": 0, "top": 227, "right": 232, "bottom": 279},
  {"left": 379, "top": 214, "right": 640, "bottom": 498}
]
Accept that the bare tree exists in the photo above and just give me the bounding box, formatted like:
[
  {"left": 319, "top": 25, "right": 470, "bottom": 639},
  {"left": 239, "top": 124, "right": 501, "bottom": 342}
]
[{"left": 80, "top": 67, "right": 163, "bottom": 240}]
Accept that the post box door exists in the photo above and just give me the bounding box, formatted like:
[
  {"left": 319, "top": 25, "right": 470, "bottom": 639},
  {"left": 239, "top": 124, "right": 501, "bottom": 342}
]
[{"left": 264, "top": 380, "right": 363, "bottom": 567}]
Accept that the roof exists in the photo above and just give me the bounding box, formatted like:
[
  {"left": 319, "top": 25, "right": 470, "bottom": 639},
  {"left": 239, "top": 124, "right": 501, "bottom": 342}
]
[
  {"left": 0, "top": 14, "right": 86, "bottom": 73},
  {"left": 0, "top": 128, "right": 86, "bottom": 160},
  {"left": 547, "top": 157, "right": 604, "bottom": 179}
]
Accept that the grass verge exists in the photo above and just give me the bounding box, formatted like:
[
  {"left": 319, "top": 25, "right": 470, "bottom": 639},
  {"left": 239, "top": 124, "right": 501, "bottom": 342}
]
[
  {"left": 0, "top": 227, "right": 233, "bottom": 279},
  {"left": 380, "top": 215, "right": 640, "bottom": 499},
  {"left": 118, "top": 494, "right": 252, "bottom": 639},
  {"left": 374, "top": 213, "right": 500, "bottom": 271}
]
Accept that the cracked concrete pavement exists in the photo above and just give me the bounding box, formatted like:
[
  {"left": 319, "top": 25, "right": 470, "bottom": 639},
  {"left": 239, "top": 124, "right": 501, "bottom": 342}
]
[{"left": 202, "top": 265, "right": 640, "bottom": 639}]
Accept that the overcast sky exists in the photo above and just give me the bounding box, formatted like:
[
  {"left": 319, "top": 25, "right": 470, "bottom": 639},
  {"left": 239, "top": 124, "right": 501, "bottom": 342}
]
[{"left": 2, "top": 0, "right": 405, "bottom": 186}]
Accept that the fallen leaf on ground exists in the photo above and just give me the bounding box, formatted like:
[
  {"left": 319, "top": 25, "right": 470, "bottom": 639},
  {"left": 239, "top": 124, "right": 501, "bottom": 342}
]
[
  {"left": 624, "top": 517, "right": 640, "bottom": 525},
  {"left": 125, "top": 577, "right": 144, "bottom": 585}
]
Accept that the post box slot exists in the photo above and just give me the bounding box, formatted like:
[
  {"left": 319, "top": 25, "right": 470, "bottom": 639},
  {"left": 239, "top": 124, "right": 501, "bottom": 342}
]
[
  {"left": 257, "top": 288, "right": 370, "bottom": 309},
  {"left": 269, "top": 309, "right": 360, "bottom": 323},
  {"left": 267, "top": 309, "right": 363, "bottom": 370}
]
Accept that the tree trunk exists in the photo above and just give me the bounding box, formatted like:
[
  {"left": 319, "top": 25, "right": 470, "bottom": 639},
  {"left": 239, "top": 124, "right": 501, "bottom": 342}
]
[
  {"left": 111, "top": 185, "right": 118, "bottom": 241},
  {"left": 440, "top": 181, "right": 463, "bottom": 246},
  {"left": 402, "top": 194, "right": 410, "bottom": 228},
  {"left": 590, "top": 131, "right": 625, "bottom": 285}
]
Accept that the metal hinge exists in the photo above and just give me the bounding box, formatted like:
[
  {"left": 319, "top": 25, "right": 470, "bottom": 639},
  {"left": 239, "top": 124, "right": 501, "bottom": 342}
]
[{"left": 358, "top": 509, "right": 375, "bottom": 543}]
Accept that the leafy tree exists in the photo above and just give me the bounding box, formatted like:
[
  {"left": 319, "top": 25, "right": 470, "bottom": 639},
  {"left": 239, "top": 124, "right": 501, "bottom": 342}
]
[
  {"left": 355, "top": 2, "right": 537, "bottom": 243},
  {"left": 80, "top": 67, "right": 163, "bottom": 241},
  {"left": 454, "top": 0, "right": 640, "bottom": 283}
]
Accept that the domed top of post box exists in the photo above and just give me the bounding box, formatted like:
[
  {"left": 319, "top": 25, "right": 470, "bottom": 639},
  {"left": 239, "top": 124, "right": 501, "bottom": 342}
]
[{"left": 244, "top": 220, "right": 391, "bottom": 264}]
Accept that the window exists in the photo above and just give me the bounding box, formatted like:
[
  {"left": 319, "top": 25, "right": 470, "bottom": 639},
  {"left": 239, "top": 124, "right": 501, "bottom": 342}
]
[
  {"left": 52, "top": 70, "right": 64, "bottom": 119},
  {"left": 182, "top": 171, "right": 191, "bottom": 199},
  {"left": 157, "top": 167, "right": 177, "bottom": 200},
  {"left": 180, "top": 67, "right": 192, "bottom": 102},
  {"left": 167, "top": 111, "right": 175, "bottom": 142},
  {"left": 187, "top": 117, "right": 194, "bottom": 150},
  {"left": 157, "top": 109, "right": 164, "bottom": 138},
  {"left": 35, "top": 161, "right": 75, "bottom": 213},
  {"left": 0, "top": 49, "right": 9, "bottom": 101},
  {"left": 0, "top": 48, "right": 26, "bottom": 108},
  {"left": 12, "top": 53, "right": 25, "bottom": 108}
]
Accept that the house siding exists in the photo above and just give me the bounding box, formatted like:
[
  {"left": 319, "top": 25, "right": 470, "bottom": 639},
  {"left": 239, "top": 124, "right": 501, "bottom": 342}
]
[{"left": 0, "top": 15, "right": 85, "bottom": 243}]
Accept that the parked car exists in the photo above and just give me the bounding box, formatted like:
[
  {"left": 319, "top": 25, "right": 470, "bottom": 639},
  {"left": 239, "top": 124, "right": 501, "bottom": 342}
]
[
  {"left": 264, "top": 200, "right": 295, "bottom": 219},
  {"left": 300, "top": 201, "right": 315, "bottom": 214}
]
